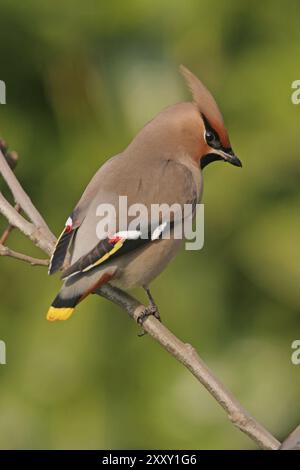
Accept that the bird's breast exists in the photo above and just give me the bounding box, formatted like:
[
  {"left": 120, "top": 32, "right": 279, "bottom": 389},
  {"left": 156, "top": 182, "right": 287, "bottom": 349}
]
[{"left": 110, "top": 237, "right": 183, "bottom": 289}]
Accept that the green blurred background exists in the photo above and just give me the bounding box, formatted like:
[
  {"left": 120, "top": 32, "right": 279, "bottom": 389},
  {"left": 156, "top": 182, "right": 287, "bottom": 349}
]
[{"left": 0, "top": 0, "right": 300, "bottom": 450}]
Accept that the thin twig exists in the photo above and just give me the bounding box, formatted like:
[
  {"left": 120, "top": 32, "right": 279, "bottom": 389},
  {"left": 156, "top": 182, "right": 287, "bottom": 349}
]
[
  {"left": 0, "top": 149, "right": 55, "bottom": 238},
  {"left": 0, "top": 243, "right": 49, "bottom": 266},
  {"left": 0, "top": 140, "right": 18, "bottom": 170},
  {"left": 0, "top": 142, "right": 20, "bottom": 245},
  {"left": 0, "top": 203, "right": 21, "bottom": 244},
  {"left": 0, "top": 192, "right": 54, "bottom": 255}
]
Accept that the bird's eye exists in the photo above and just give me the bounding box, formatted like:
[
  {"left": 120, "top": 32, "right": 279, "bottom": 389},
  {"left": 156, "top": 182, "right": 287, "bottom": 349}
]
[
  {"left": 205, "top": 130, "right": 216, "bottom": 144},
  {"left": 205, "top": 130, "right": 221, "bottom": 149}
]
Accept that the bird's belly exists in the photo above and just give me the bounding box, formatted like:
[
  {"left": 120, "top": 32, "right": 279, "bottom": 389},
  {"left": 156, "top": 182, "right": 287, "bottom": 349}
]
[{"left": 111, "top": 238, "right": 182, "bottom": 289}]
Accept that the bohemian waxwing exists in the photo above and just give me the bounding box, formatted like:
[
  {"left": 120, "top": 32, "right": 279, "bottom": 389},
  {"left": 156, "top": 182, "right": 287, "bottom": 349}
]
[{"left": 47, "top": 65, "right": 241, "bottom": 322}]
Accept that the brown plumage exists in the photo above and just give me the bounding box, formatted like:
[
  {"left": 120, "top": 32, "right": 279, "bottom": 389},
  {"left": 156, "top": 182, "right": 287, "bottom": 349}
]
[
  {"left": 47, "top": 65, "right": 241, "bottom": 322},
  {"left": 180, "top": 65, "right": 231, "bottom": 150}
]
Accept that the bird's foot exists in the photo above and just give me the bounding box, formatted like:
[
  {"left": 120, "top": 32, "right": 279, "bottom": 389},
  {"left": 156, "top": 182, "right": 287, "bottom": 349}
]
[
  {"left": 138, "top": 285, "right": 161, "bottom": 336},
  {"left": 137, "top": 304, "right": 161, "bottom": 337},
  {"left": 137, "top": 304, "right": 161, "bottom": 324}
]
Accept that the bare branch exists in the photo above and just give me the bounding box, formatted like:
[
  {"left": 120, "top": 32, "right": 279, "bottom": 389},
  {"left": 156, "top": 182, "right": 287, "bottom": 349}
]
[
  {"left": 0, "top": 192, "right": 54, "bottom": 255},
  {"left": 0, "top": 203, "right": 21, "bottom": 244},
  {"left": 0, "top": 243, "right": 49, "bottom": 266},
  {"left": 280, "top": 425, "right": 300, "bottom": 450},
  {"left": 4, "top": 150, "right": 18, "bottom": 171},
  {"left": 0, "top": 143, "right": 21, "bottom": 245},
  {"left": 0, "top": 149, "right": 55, "bottom": 236},
  {"left": 95, "top": 284, "right": 281, "bottom": 450},
  {"left": 0, "top": 139, "right": 18, "bottom": 170}
]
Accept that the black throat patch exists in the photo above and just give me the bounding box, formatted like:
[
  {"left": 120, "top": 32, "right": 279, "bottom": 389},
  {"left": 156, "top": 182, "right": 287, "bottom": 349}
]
[{"left": 201, "top": 153, "right": 223, "bottom": 169}]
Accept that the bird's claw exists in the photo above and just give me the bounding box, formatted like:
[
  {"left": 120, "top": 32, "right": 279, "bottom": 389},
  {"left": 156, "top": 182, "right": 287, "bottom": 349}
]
[
  {"left": 137, "top": 304, "right": 161, "bottom": 337},
  {"left": 137, "top": 305, "right": 161, "bottom": 324}
]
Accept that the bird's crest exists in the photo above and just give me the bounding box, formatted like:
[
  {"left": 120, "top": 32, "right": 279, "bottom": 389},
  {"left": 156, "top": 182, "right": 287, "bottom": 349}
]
[{"left": 180, "top": 65, "right": 230, "bottom": 149}]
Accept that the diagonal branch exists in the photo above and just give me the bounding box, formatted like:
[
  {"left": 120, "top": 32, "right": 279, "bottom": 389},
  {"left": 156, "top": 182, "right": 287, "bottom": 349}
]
[
  {"left": 0, "top": 192, "right": 54, "bottom": 255},
  {"left": 0, "top": 149, "right": 52, "bottom": 231},
  {"left": 95, "top": 284, "right": 280, "bottom": 450},
  {"left": 0, "top": 203, "right": 21, "bottom": 244},
  {"left": 280, "top": 425, "right": 300, "bottom": 450},
  {"left": 0, "top": 139, "right": 18, "bottom": 170}
]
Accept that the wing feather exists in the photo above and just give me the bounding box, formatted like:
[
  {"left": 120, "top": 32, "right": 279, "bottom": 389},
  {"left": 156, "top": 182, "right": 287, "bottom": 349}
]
[
  {"left": 48, "top": 227, "right": 76, "bottom": 275},
  {"left": 60, "top": 157, "right": 199, "bottom": 279}
]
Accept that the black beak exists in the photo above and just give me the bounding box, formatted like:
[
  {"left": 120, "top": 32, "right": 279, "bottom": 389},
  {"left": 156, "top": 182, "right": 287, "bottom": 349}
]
[
  {"left": 226, "top": 153, "right": 242, "bottom": 167},
  {"left": 220, "top": 148, "right": 242, "bottom": 168},
  {"left": 200, "top": 150, "right": 242, "bottom": 170}
]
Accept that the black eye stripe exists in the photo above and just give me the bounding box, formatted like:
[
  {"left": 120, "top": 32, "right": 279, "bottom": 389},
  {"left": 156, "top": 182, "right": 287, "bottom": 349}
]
[{"left": 201, "top": 113, "right": 222, "bottom": 150}]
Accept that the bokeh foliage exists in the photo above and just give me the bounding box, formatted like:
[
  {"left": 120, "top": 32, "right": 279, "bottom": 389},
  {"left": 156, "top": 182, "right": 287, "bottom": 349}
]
[{"left": 0, "top": 0, "right": 299, "bottom": 449}]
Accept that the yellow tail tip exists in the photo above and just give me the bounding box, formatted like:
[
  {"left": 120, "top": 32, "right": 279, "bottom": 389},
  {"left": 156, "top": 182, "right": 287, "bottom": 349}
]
[{"left": 47, "top": 306, "right": 75, "bottom": 321}]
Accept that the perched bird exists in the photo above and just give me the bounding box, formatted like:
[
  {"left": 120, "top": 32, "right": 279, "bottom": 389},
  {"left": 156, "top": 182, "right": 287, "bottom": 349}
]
[{"left": 47, "top": 65, "right": 241, "bottom": 322}]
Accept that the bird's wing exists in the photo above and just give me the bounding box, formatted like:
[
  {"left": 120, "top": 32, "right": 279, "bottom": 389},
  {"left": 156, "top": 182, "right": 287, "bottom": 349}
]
[
  {"left": 61, "top": 156, "right": 199, "bottom": 280},
  {"left": 48, "top": 221, "right": 77, "bottom": 275},
  {"left": 48, "top": 154, "right": 122, "bottom": 275}
]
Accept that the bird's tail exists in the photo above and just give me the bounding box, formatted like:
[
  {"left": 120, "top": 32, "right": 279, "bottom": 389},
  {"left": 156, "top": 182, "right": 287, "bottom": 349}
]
[
  {"left": 47, "top": 291, "right": 81, "bottom": 321},
  {"left": 46, "top": 267, "right": 116, "bottom": 321}
]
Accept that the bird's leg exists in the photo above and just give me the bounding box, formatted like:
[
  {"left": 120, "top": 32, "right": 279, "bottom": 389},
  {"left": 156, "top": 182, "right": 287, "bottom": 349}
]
[
  {"left": 137, "top": 286, "right": 161, "bottom": 336},
  {"left": 144, "top": 286, "right": 161, "bottom": 321}
]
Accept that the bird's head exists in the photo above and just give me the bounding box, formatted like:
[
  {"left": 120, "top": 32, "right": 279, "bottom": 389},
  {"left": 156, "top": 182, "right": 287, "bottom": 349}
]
[{"left": 180, "top": 65, "right": 242, "bottom": 170}]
